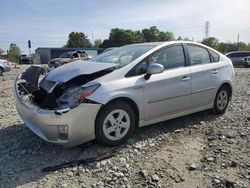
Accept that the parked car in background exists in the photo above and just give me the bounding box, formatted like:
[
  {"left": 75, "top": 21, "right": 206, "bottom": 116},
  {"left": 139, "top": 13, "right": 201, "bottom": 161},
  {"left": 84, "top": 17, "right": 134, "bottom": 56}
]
[
  {"left": 48, "top": 50, "right": 89, "bottom": 68},
  {"left": 0, "top": 59, "right": 11, "bottom": 76},
  {"left": 19, "top": 54, "right": 32, "bottom": 64},
  {"left": 225, "top": 51, "right": 250, "bottom": 67},
  {"left": 14, "top": 41, "right": 235, "bottom": 147},
  {"left": 243, "top": 56, "right": 250, "bottom": 67}
]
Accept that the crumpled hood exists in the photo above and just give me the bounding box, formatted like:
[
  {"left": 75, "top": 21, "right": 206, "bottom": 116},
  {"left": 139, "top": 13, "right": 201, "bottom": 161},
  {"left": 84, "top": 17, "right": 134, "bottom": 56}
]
[{"left": 45, "top": 60, "right": 117, "bottom": 83}]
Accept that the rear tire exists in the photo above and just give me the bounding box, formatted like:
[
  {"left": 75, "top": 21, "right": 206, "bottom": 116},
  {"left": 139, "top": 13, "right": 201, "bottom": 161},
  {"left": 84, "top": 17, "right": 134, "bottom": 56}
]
[
  {"left": 95, "top": 101, "right": 135, "bottom": 146},
  {"left": 212, "top": 86, "right": 230, "bottom": 114}
]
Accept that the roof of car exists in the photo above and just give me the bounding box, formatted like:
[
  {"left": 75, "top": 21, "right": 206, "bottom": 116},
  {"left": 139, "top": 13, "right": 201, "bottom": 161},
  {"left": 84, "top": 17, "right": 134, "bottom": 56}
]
[
  {"left": 225, "top": 51, "right": 250, "bottom": 55},
  {"left": 63, "top": 50, "right": 86, "bottom": 53},
  {"left": 125, "top": 41, "right": 199, "bottom": 47}
]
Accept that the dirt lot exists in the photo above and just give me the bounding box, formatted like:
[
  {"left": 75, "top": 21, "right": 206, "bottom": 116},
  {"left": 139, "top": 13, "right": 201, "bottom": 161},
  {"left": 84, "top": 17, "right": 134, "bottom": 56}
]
[{"left": 0, "top": 66, "right": 249, "bottom": 188}]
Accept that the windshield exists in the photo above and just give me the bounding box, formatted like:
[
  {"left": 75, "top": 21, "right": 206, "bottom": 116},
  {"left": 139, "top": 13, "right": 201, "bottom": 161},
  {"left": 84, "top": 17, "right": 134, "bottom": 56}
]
[
  {"left": 60, "top": 52, "right": 72, "bottom": 58},
  {"left": 90, "top": 45, "right": 156, "bottom": 68}
]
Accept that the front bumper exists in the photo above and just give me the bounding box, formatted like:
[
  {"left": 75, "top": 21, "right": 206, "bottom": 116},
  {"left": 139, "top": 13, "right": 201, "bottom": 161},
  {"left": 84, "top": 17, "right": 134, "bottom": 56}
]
[{"left": 13, "top": 76, "right": 101, "bottom": 146}]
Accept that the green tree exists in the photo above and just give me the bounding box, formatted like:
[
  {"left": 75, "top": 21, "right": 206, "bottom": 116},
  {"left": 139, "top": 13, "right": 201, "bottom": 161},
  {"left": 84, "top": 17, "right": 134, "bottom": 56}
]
[
  {"left": 237, "top": 42, "right": 247, "bottom": 51},
  {"left": 216, "top": 42, "right": 237, "bottom": 54},
  {"left": 201, "top": 37, "right": 219, "bottom": 49},
  {"left": 134, "top": 30, "right": 144, "bottom": 43},
  {"left": 7, "top": 43, "right": 20, "bottom": 63},
  {"left": 245, "top": 43, "right": 250, "bottom": 51},
  {"left": 101, "top": 39, "right": 111, "bottom": 48},
  {"left": 158, "top": 31, "right": 174, "bottom": 41},
  {"left": 101, "top": 26, "right": 175, "bottom": 47},
  {"left": 108, "top": 28, "right": 136, "bottom": 47},
  {"left": 94, "top": 39, "right": 102, "bottom": 48},
  {"left": 0, "top": 48, "right": 4, "bottom": 58},
  {"left": 142, "top": 26, "right": 160, "bottom": 42},
  {"left": 65, "top": 32, "right": 92, "bottom": 48}
]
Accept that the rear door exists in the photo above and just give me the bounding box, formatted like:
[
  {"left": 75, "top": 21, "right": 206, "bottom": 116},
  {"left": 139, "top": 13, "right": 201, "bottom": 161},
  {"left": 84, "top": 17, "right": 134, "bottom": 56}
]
[{"left": 186, "top": 44, "right": 219, "bottom": 108}]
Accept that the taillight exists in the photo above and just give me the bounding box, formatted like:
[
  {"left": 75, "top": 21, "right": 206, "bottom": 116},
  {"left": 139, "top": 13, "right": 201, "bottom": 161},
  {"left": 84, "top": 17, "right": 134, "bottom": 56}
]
[{"left": 3, "top": 60, "right": 8, "bottom": 64}]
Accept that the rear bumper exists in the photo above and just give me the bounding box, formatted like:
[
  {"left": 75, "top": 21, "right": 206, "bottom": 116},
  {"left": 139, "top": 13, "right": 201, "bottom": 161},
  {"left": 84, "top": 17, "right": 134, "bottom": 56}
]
[{"left": 13, "top": 76, "right": 101, "bottom": 146}]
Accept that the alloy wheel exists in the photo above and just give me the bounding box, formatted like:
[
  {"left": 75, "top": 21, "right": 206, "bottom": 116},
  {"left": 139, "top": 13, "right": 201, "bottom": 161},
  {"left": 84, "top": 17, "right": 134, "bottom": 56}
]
[
  {"left": 217, "top": 90, "right": 228, "bottom": 111},
  {"left": 103, "top": 109, "right": 131, "bottom": 141}
]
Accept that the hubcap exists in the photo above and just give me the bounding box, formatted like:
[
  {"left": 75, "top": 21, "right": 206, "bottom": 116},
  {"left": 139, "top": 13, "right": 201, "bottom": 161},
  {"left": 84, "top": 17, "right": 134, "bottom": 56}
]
[
  {"left": 103, "top": 109, "right": 130, "bottom": 141},
  {"left": 217, "top": 90, "right": 228, "bottom": 110}
]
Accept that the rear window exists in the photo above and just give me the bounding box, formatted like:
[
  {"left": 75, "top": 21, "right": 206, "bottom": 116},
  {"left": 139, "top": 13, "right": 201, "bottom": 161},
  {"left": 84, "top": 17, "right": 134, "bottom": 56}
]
[
  {"left": 187, "top": 45, "right": 211, "bottom": 65},
  {"left": 209, "top": 50, "right": 220, "bottom": 62}
]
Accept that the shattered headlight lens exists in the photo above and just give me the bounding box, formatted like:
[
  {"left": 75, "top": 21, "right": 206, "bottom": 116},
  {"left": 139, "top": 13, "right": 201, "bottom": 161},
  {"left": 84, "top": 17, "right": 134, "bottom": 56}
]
[{"left": 57, "top": 83, "right": 100, "bottom": 109}]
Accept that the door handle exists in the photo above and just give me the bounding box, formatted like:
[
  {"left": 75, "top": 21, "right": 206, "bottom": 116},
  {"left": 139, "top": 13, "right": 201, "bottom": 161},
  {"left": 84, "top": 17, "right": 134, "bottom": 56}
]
[
  {"left": 211, "top": 70, "right": 218, "bottom": 74},
  {"left": 133, "top": 86, "right": 143, "bottom": 89},
  {"left": 181, "top": 76, "right": 190, "bottom": 81}
]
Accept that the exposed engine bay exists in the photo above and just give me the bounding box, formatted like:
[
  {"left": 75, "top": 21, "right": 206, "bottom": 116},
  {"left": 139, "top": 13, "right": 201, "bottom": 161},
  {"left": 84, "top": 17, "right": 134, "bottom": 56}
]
[{"left": 16, "top": 65, "right": 115, "bottom": 110}]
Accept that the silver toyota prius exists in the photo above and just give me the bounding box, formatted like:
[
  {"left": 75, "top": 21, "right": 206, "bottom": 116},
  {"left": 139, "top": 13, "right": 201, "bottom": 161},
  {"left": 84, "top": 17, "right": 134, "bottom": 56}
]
[{"left": 14, "top": 41, "right": 235, "bottom": 146}]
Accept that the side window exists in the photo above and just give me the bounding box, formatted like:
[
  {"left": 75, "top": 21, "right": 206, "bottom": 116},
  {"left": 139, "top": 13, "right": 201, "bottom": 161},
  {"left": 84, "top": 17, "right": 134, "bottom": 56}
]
[
  {"left": 209, "top": 50, "right": 220, "bottom": 62},
  {"left": 126, "top": 45, "right": 185, "bottom": 77},
  {"left": 80, "top": 52, "right": 87, "bottom": 58},
  {"left": 240, "top": 53, "right": 250, "bottom": 58},
  {"left": 187, "top": 45, "right": 211, "bottom": 65},
  {"left": 149, "top": 45, "right": 185, "bottom": 69},
  {"left": 72, "top": 53, "right": 79, "bottom": 58},
  {"left": 229, "top": 53, "right": 237, "bottom": 58},
  {"left": 134, "top": 60, "right": 148, "bottom": 75},
  {"left": 235, "top": 53, "right": 243, "bottom": 58}
]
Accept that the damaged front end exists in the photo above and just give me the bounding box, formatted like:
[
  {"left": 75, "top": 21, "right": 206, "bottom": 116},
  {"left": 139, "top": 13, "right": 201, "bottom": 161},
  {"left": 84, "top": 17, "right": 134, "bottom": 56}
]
[
  {"left": 14, "top": 63, "right": 115, "bottom": 146},
  {"left": 16, "top": 65, "right": 114, "bottom": 110}
]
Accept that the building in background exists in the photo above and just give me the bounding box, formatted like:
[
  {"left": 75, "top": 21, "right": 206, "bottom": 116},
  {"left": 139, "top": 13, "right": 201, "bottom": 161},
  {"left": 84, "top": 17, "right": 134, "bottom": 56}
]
[{"left": 35, "top": 47, "right": 104, "bottom": 64}]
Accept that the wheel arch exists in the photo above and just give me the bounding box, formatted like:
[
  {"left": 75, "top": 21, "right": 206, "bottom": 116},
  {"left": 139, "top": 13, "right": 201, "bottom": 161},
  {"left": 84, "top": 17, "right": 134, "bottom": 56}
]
[
  {"left": 216, "top": 82, "right": 233, "bottom": 99},
  {"left": 96, "top": 97, "right": 140, "bottom": 128}
]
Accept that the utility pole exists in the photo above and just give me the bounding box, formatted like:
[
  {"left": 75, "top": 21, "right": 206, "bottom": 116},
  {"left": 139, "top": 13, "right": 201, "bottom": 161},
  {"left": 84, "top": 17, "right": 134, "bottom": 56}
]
[
  {"left": 237, "top": 33, "right": 240, "bottom": 50},
  {"left": 91, "top": 30, "right": 95, "bottom": 44},
  {"left": 205, "top": 21, "right": 210, "bottom": 39}
]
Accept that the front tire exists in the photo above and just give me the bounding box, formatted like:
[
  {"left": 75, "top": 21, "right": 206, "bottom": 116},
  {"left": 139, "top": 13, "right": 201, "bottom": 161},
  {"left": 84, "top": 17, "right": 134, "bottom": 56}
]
[
  {"left": 212, "top": 86, "right": 230, "bottom": 114},
  {"left": 95, "top": 101, "right": 135, "bottom": 146}
]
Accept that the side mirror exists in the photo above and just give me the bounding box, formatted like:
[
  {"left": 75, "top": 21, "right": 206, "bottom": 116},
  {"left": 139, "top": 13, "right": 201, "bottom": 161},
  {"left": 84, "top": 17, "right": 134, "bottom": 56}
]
[{"left": 144, "top": 63, "right": 164, "bottom": 80}]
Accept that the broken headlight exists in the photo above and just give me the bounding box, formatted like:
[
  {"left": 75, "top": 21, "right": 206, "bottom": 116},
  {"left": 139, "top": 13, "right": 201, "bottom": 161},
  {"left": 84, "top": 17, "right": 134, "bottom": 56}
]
[{"left": 57, "top": 83, "right": 100, "bottom": 109}]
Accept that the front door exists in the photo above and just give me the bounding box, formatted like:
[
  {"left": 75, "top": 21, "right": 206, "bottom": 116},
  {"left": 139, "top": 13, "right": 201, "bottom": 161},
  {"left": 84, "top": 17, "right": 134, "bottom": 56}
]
[{"left": 143, "top": 45, "right": 191, "bottom": 120}]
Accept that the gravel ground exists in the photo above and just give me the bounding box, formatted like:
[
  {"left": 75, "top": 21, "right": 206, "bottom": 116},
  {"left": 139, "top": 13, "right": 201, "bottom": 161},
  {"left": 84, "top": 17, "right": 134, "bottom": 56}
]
[{"left": 0, "top": 66, "right": 249, "bottom": 188}]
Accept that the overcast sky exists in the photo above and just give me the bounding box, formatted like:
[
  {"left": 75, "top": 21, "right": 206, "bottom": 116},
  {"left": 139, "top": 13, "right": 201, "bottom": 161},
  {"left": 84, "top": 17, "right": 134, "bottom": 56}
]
[{"left": 0, "top": 0, "right": 249, "bottom": 53}]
